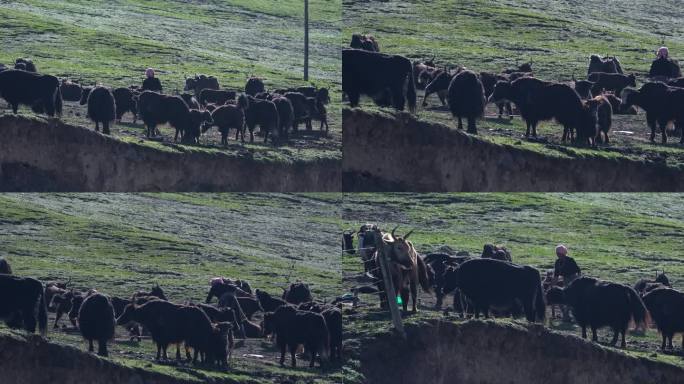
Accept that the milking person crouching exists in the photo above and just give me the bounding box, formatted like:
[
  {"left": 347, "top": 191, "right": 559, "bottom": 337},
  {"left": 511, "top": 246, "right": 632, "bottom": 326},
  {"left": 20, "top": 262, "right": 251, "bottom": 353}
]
[{"left": 553, "top": 244, "right": 581, "bottom": 322}]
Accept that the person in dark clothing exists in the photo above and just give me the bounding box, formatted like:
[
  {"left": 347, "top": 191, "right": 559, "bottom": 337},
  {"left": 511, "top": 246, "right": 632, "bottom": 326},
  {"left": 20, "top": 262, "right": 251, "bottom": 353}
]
[
  {"left": 553, "top": 244, "right": 581, "bottom": 322},
  {"left": 141, "top": 68, "right": 163, "bottom": 92},
  {"left": 649, "top": 47, "right": 682, "bottom": 79}
]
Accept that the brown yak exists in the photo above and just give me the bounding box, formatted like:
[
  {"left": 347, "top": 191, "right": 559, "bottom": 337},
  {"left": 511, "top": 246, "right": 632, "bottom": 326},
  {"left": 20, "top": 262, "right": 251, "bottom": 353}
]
[{"left": 371, "top": 226, "right": 431, "bottom": 313}]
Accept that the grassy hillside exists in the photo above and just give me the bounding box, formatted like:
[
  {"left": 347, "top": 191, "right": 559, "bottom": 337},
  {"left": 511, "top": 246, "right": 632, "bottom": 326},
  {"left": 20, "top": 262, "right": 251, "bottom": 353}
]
[
  {"left": 340, "top": 193, "right": 684, "bottom": 377},
  {"left": 0, "top": 193, "right": 347, "bottom": 384},
  {"left": 0, "top": 0, "right": 341, "bottom": 161},
  {"left": 342, "top": 0, "right": 684, "bottom": 167}
]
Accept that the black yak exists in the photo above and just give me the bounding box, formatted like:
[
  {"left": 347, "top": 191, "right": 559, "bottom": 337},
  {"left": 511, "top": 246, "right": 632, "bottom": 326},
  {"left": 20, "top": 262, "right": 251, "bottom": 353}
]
[
  {"left": 112, "top": 87, "right": 138, "bottom": 123},
  {"left": 244, "top": 95, "right": 278, "bottom": 144},
  {"left": 587, "top": 72, "right": 636, "bottom": 95},
  {"left": 245, "top": 77, "right": 265, "bottom": 96},
  {"left": 649, "top": 57, "right": 682, "bottom": 79},
  {"left": 207, "top": 322, "right": 234, "bottom": 366},
  {"left": 0, "top": 275, "right": 47, "bottom": 335},
  {"left": 78, "top": 293, "right": 115, "bottom": 356},
  {"left": 197, "top": 303, "right": 242, "bottom": 339},
  {"left": 502, "top": 62, "right": 533, "bottom": 75},
  {"left": 182, "top": 109, "right": 213, "bottom": 145},
  {"left": 0, "top": 70, "right": 62, "bottom": 116},
  {"left": 305, "top": 89, "right": 330, "bottom": 133},
  {"left": 603, "top": 93, "right": 637, "bottom": 115},
  {"left": 15, "top": 58, "right": 37, "bottom": 73},
  {"left": 184, "top": 74, "right": 219, "bottom": 96},
  {"left": 422, "top": 70, "right": 454, "bottom": 107},
  {"left": 178, "top": 305, "right": 214, "bottom": 363},
  {"left": 422, "top": 253, "right": 471, "bottom": 309},
  {"left": 80, "top": 86, "right": 116, "bottom": 134},
  {"left": 60, "top": 80, "right": 82, "bottom": 102},
  {"left": 588, "top": 55, "right": 623, "bottom": 76},
  {"left": 117, "top": 300, "right": 185, "bottom": 360},
  {"left": 642, "top": 288, "right": 684, "bottom": 350},
  {"left": 221, "top": 294, "right": 261, "bottom": 322},
  {"left": 350, "top": 34, "right": 380, "bottom": 52},
  {"left": 284, "top": 92, "right": 310, "bottom": 132},
  {"left": 298, "top": 303, "right": 343, "bottom": 361},
  {"left": 199, "top": 89, "right": 236, "bottom": 106},
  {"left": 0, "top": 258, "right": 11, "bottom": 274},
  {"left": 481, "top": 244, "right": 512, "bottom": 262},
  {"left": 533, "top": 83, "right": 585, "bottom": 142},
  {"left": 579, "top": 95, "right": 613, "bottom": 146},
  {"left": 255, "top": 289, "right": 287, "bottom": 312},
  {"left": 447, "top": 70, "right": 486, "bottom": 134},
  {"left": 634, "top": 272, "right": 671, "bottom": 295},
  {"left": 205, "top": 98, "right": 248, "bottom": 145},
  {"left": 180, "top": 93, "right": 201, "bottom": 110},
  {"left": 342, "top": 48, "right": 416, "bottom": 112},
  {"left": 442, "top": 258, "right": 545, "bottom": 322},
  {"left": 283, "top": 282, "right": 313, "bottom": 305},
  {"left": 563, "top": 276, "right": 646, "bottom": 347},
  {"left": 480, "top": 71, "right": 512, "bottom": 118},
  {"left": 205, "top": 280, "right": 252, "bottom": 303},
  {"left": 138, "top": 91, "right": 192, "bottom": 139},
  {"left": 573, "top": 79, "right": 595, "bottom": 100},
  {"left": 262, "top": 305, "right": 329, "bottom": 368},
  {"left": 621, "top": 82, "right": 684, "bottom": 143},
  {"left": 273, "top": 96, "right": 295, "bottom": 140},
  {"left": 489, "top": 76, "right": 551, "bottom": 137}
]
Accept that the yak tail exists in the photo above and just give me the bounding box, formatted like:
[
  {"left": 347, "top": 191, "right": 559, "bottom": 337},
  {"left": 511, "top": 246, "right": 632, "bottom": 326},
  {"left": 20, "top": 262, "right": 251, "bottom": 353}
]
[
  {"left": 38, "top": 287, "right": 48, "bottom": 336},
  {"left": 416, "top": 255, "right": 431, "bottom": 293},
  {"left": 627, "top": 287, "right": 648, "bottom": 329},
  {"left": 406, "top": 62, "right": 417, "bottom": 114}
]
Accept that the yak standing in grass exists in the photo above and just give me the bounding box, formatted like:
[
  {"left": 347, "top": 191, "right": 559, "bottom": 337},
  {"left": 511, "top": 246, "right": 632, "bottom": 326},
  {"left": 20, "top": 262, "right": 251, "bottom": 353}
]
[
  {"left": 533, "top": 83, "right": 585, "bottom": 142},
  {"left": 563, "top": 276, "right": 646, "bottom": 348},
  {"left": 422, "top": 253, "right": 471, "bottom": 309},
  {"left": 199, "top": 89, "right": 236, "bottom": 107},
  {"left": 480, "top": 71, "right": 513, "bottom": 118},
  {"left": 422, "top": 70, "right": 456, "bottom": 107},
  {"left": 138, "top": 91, "right": 188, "bottom": 139},
  {"left": 0, "top": 258, "right": 11, "bottom": 274},
  {"left": 205, "top": 97, "right": 248, "bottom": 145},
  {"left": 587, "top": 72, "right": 636, "bottom": 96},
  {"left": 244, "top": 95, "right": 279, "bottom": 144},
  {"left": 112, "top": 87, "right": 138, "bottom": 123},
  {"left": 634, "top": 271, "right": 671, "bottom": 296},
  {"left": 442, "top": 258, "right": 545, "bottom": 322},
  {"left": 578, "top": 95, "right": 613, "bottom": 146},
  {"left": 0, "top": 275, "right": 47, "bottom": 335},
  {"left": 283, "top": 282, "right": 313, "bottom": 305},
  {"left": 117, "top": 300, "right": 185, "bottom": 360},
  {"left": 80, "top": 86, "right": 116, "bottom": 135},
  {"left": 284, "top": 92, "right": 310, "bottom": 132},
  {"left": 447, "top": 70, "right": 486, "bottom": 134},
  {"left": 489, "top": 77, "right": 549, "bottom": 138},
  {"left": 184, "top": 75, "right": 219, "bottom": 96},
  {"left": 588, "top": 55, "right": 623, "bottom": 76},
  {"left": 0, "top": 70, "right": 62, "bottom": 116},
  {"left": 273, "top": 96, "right": 295, "bottom": 140},
  {"left": 350, "top": 34, "right": 380, "bottom": 52},
  {"left": 343, "top": 49, "right": 416, "bottom": 112},
  {"left": 60, "top": 80, "right": 82, "bottom": 102},
  {"left": 643, "top": 288, "right": 684, "bottom": 350},
  {"left": 262, "top": 305, "right": 329, "bottom": 368},
  {"left": 621, "top": 82, "right": 684, "bottom": 144},
  {"left": 78, "top": 292, "right": 115, "bottom": 357},
  {"left": 369, "top": 227, "right": 431, "bottom": 313}
]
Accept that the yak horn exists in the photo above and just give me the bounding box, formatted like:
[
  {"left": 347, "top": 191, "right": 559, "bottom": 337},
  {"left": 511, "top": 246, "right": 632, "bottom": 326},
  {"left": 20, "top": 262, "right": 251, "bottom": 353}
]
[
  {"left": 391, "top": 225, "right": 399, "bottom": 238},
  {"left": 404, "top": 229, "right": 414, "bottom": 240}
]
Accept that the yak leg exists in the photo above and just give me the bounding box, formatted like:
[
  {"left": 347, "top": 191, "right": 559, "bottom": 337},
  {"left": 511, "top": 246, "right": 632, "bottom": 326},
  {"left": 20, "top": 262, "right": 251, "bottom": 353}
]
[
  {"left": 467, "top": 117, "right": 477, "bottom": 134},
  {"left": 662, "top": 334, "right": 668, "bottom": 350},
  {"left": 591, "top": 326, "right": 598, "bottom": 342},
  {"left": 621, "top": 329, "right": 626, "bottom": 348},
  {"left": 263, "top": 128, "right": 269, "bottom": 144},
  {"left": 95, "top": 121, "right": 100, "bottom": 132},
  {"left": 11, "top": 103, "right": 19, "bottom": 114},
  {"left": 457, "top": 117, "right": 463, "bottom": 130},
  {"left": 497, "top": 102, "right": 504, "bottom": 118},
  {"left": 610, "top": 328, "right": 619, "bottom": 346},
  {"left": 646, "top": 115, "right": 657, "bottom": 142},
  {"left": 279, "top": 343, "right": 287, "bottom": 366},
  {"left": 347, "top": 91, "right": 360, "bottom": 108},
  {"left": 506, "top": 102, "right": 513, "bottom": 119},
  {"left": 525, "top": 121, "right": 532, "bottom": 137},
  {"left": 249, "top": 127, "right": 255, "bottom": 143},
  {"left": 391, "top": 86, "right": 405, "bottom": 111},
  {"left": 435, "top": 290, "right": 443, "bottom": 309},
  {"left": 289, "top": 344, "right": 298, "bottom": 367},
  {"left": 103, "top": 121, "right": 110, "bottom": 135},
  {"left": 307, "top": 343, "right": 316, "bottom": 368},
  {"left": 668, "top": 333, "right": 674, "bottom": 349},
  {"left": 21, "top": 308, "right": 37, "bottom": 333},
  {"left": 401, "top": 287, "right": 409, "bottom": 312},
  {"left": 155, "top": 344, "right": 162, "bottom": 360},
  {"left": 98, "top": 339, "right": 108, "bottom": 357},
  {"left": 660, "top": 120, "right": 669, "bottom": 144},
  {"left": 88, "top": 339, "right": 94, "bottom": 353},
  {"left": 410, "top": 279, "right": 418, "bottom": 313},
  {"left": 581, "top": 325, "right": 587, "bottom": 339},
  {"left": 176, "top": 344, "right": 182, "bottom": 360},
  {"left": 54, "top": 309, "right": 63, "bottom": 329}
]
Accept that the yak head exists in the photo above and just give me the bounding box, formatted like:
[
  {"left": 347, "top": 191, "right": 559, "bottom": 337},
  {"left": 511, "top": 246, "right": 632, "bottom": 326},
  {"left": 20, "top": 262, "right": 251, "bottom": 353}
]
[
  {"left": 655, "top": 271, "right": 670, "bottom": 287},
  {"left": 620, "top": 88, "right": 640, "bottom": 110},
  {"left": 385, "top": 226, "right": 417, "bottom": 269},
  {"left": 442, "top": 266, "right": 460, "bottom": 294},
  {"left": 489, "top": 80, "right": 512, "bottom": 104},
  {"left": 116, "top": 303, "right": 137, "bottom": 325},
  {"left": 184, "top": 77, "right": 197, "bottom": 91},
  {"left": 79, "top": 87, "right": 92, "bottom": 106},
  {"left": 150, "top": 284, "right": 167, "bottom": 300}
]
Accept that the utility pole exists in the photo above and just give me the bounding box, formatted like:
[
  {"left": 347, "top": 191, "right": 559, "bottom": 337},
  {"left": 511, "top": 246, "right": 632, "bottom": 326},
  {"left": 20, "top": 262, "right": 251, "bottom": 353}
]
[
  {"left": 374, "top": 231, "right": 406, "bottom": 338},
  {"left": 304, "top": 0, "right": 309, "bottom": 81}
]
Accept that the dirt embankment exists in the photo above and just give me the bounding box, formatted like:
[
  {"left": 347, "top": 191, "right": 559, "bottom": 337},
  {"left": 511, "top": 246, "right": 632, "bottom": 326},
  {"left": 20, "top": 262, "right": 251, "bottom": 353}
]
[
  {"left": 0, "top": 115, "right": 341, "bottom": 192},
  {"left": 342, "top": 108, "right": 684, "bottom": 192},
  {"left": 0, "top": 333, "right": 217, "bottom": 384},
  {"left": 358, "top": 320, "right": 684, "bottom": 384}
]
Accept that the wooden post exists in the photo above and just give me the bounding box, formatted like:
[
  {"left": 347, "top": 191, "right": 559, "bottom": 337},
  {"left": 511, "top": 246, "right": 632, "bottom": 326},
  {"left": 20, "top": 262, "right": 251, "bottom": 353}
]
[
  {"left": 304, "top": 0, "right": 309, "bottom": 81},
  {"left": 376, "top": 240, "right": 405, "bottom": 338}
]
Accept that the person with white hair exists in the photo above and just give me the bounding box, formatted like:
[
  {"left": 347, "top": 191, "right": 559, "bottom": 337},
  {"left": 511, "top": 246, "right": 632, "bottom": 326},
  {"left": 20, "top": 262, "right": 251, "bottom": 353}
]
[
  {"left": 553, "top": 244, "right": 581, "bottom": 321},
  {"left": 649, "top": 46, "right": 682, "bottom": 79},
  {"left": 141, "top": 67, "right": 163, "bottom": 92}
]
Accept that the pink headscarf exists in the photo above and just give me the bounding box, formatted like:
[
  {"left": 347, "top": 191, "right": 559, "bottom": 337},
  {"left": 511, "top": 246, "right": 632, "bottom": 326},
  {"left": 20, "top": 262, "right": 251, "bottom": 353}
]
[
  {"left": 145, "top": 68, "right": 155, "bottom": 78},
  {"left": 657, "top": 47, "right": 669, "bottom": 59}
]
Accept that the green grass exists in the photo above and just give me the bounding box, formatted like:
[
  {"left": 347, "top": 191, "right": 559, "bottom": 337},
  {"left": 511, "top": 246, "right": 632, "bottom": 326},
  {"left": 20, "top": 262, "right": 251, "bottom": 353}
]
[
  {"left": 0, "top": 193, "right": 346, "bottom": 384},
  {"left": 340, "top": 193, "right": 684, "bottom": 378},
  {"left": 342, "top": 0, "right": 684, "bottom": 167},
  {"left": 0, "top": 0, "right": 341, "bottom": 162}
]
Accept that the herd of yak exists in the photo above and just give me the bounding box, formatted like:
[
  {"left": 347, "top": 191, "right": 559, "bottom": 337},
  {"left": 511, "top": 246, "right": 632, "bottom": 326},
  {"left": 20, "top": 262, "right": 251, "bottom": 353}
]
[
  {"left": 344, "top": 34, "right": 684, "bottom": 145},
  {"left": 0, "top": 258, "right": 343, "bottom": 369},
  {"left": 0, "top": 58, "right": 330, "bottom": 146},
  {"left": 342, "top": 224, "right": 684, "bottom": 351}
]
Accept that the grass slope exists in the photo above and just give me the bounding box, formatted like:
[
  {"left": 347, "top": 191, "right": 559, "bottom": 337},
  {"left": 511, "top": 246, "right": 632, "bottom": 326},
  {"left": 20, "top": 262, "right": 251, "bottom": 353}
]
[
  {"left": 0, "top": 0, "right": 341, "bottom": 161},
  {"left": 0, "top": 193, "right": 346, "bottom": 384},
  {"left": 342, "top": 0, "right": 684, "bottom": 167},
  {"left": 340, "top": 193, "right": 684, "bottom": 380}
]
